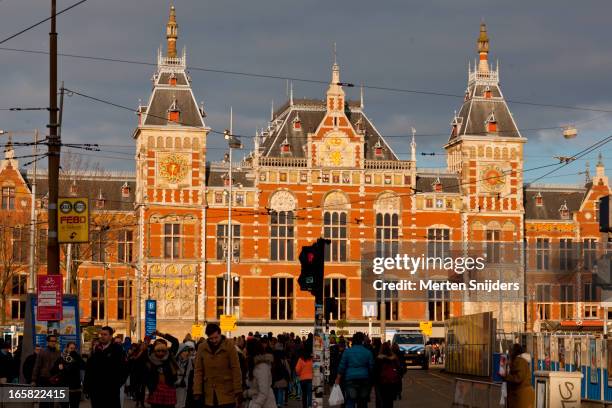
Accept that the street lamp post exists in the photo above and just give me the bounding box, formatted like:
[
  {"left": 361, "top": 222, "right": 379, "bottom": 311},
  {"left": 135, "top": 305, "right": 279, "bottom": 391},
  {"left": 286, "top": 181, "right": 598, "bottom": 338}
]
[{"left": 223, "top": 127, "right": 242, "bottom": 324}]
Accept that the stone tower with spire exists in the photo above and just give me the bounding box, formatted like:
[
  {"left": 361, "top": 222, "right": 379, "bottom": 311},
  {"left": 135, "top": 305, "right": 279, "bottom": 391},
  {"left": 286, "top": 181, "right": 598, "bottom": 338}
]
[
  {"left": 444, "top": 23, "right": 527, "bottom": 331},
  {"left": 132, "top": 5, "right": 209, "bottom": 333}
]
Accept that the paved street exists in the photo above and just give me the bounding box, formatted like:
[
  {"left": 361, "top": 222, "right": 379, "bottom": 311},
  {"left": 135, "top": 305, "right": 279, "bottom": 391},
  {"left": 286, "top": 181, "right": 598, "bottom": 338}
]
[{"left": 74, "top": 366, "right": 458, "bottom": 408}]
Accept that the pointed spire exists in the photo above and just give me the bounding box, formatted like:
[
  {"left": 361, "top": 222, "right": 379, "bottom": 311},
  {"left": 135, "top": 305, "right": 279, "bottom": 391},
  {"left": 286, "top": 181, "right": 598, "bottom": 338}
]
[
  {"left": 166, "top": 4, "right": 178, "bottom": 58},
  {"left": 598, "top": 152, "right": 604, "bottom": 167},
  {"left": 4, "top": 133, "right": 14, "bottom": 161},
  {"left": 360, "top": 83, "right": 364, "bottom": 109},
  {"left": 585, "top": 161, "right": 591, "bottom": 183},
  {"left": 411, "top": 127, "right": 417, "bottom": 163},
  {"left": 289, "top": 81, "right": 294, "bottom": 106},
  {"left": 596, "top": 152, "right": 606, "bottom": 181},
  {"left": 230, "top": 106, "right": 233, "bottom": 135},
  {"left": 270, "top": 100, "right": 274, "bottom": 121},
  {"left": 332, "top": 42, "right": 340, "bottom": 84},
  {"left": 477, "top": 22, "right": 490, "bottom": 73}
]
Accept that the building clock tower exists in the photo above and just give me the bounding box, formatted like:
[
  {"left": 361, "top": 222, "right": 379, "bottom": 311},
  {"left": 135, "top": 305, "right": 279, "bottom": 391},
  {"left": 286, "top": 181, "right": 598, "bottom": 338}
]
[{"left": 133, "top": 5, "right": 209, "bottom": 333}]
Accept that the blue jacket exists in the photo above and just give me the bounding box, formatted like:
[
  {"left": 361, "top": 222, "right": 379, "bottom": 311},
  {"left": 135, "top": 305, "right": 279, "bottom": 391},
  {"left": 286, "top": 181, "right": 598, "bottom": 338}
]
[{"left": 337, "top": 345, "right": 374, "bottom": 381}]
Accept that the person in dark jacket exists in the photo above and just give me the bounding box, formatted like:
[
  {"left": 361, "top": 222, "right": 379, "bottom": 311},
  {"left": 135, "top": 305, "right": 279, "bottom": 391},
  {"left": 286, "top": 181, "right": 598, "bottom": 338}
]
[
  {"left": 52, "top": 342, "right": 85, "bottom": 408},
  {"left": 22, "top": 345, "right": 41, "bottom": 384},
  {"left": 83, "top": 326, "right": 127, "bottom": 408},
  {"left": 32, "top": 335, "right": 61, "bottom": 408},
  {"left": 0, "top": 339, "right": 16, "bottom": 383},
  {"left": 374, "top": 343, "right": 402, "bottom": 408},
  {"left": 144, "top": 339, "right": 179, "bottom": 408},
  {"left": 129, "top": 341, "right": 149, "bottom": 408}
]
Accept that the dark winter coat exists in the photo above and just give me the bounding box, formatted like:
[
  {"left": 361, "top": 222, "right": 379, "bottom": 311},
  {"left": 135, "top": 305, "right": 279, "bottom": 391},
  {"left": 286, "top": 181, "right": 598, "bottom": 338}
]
[
  {"left": 83, "top": 343, "right": 126, "bottom": 408},
  {"left": 51, "top": 351, "right": 85, "bottom": 390}
]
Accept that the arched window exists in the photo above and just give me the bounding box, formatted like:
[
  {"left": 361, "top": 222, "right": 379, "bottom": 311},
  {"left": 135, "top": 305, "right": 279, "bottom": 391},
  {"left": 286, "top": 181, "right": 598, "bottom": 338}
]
[
  {"left": 323, "top": 192, "right": 349, "bottom": 262},
  {"left": 375, "top": 213, "right": 399, "bottom": 258}
]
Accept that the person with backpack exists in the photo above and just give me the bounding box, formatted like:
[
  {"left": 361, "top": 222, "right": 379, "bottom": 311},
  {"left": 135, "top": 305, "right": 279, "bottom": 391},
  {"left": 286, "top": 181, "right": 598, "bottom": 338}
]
[
  {"left": 272, "top": 343, "right": 291, "bottom": 408},
  {"left": 335, "top": 332, "right": 374, "bottom": 408},
  {"left": 374, "top": 342, "right": 402, "bottom": 408}
]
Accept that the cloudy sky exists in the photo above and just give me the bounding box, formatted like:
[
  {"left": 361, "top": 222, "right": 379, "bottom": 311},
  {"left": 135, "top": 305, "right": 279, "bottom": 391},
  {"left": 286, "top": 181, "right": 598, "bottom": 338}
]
[{"left": 1, "top": 0, "right": 611, "bottom": 185}]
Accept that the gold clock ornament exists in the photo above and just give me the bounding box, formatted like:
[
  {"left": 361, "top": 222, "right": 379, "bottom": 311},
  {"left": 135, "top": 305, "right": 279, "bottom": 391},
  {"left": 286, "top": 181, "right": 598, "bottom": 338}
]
[
  {"left": 480, "top": 164, "right": 506, "bottom": 192},
  {"left": 159, "top": 153, "right": 189, "bottom": 184}
]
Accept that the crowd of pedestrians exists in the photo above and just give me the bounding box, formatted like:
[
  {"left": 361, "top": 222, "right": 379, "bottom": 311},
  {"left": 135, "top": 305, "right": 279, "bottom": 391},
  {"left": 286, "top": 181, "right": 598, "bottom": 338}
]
[{"left": 0, "top": 326, "right": 409, "bottom": 408}]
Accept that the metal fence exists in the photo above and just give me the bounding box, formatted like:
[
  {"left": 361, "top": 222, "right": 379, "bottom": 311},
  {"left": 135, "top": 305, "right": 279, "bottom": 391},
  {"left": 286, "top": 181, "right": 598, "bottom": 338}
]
[{"left": 451, "top": 378, "right": 504, "bottom": 408}]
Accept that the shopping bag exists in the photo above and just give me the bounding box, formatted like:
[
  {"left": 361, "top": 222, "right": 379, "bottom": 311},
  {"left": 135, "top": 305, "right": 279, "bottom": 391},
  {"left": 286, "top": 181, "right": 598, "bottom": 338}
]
[{"left": 329, "top": 384, "right": 345, "bottom": 406}]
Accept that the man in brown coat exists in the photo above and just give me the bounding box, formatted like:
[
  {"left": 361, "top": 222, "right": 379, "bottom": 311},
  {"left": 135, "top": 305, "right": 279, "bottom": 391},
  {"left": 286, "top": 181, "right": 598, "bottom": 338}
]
[
  {"left": 503, "top": 343, "right": 535, "bottom": 408},
  {"left": 193, "top": 323, "right": 243, "bottom": 408}
]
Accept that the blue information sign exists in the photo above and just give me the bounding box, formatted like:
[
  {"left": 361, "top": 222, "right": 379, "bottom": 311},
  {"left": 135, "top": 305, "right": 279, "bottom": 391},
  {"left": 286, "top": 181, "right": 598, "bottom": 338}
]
[
  {"left": 145, "top": 299, "right": 157, "bottom": 337},
  {"left": 31, "top": 294, "right": 80, "bottom": 351}
]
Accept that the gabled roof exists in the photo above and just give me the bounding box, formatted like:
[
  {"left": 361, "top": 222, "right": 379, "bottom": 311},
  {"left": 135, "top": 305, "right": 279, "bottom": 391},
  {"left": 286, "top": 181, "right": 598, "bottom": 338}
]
[
  {"left": 524, "top": 185, "right": 586, "bottom": 221},
  {"left": 258, "top": 99, "right": 397, "bottom": 160}
]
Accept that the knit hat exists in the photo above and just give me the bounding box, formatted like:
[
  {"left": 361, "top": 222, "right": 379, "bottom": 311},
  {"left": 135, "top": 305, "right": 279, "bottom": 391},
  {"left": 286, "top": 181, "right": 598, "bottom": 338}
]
[{"left": 177, "top": 341, "right": 196, "bottom": 356}]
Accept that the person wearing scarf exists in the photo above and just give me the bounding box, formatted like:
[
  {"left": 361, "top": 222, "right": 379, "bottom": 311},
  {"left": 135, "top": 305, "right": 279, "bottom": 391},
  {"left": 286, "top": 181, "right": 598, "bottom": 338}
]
[
  {"left": 175, "top": 341, "right": 195, "bottom": 408},
  {"left": 145, "top": 340, "right": 179, "bottom": 408}
]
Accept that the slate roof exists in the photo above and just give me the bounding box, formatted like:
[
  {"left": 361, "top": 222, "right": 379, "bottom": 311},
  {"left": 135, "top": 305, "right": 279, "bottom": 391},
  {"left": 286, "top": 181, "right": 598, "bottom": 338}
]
[
  {"left": 449, "top": 82, "right": 521, "bottom": 141},
  {"left": 143, "top": 88, "right": 204, "bottom": 127},
  {"left": 416, "top": 173, "right": 461, "bottom": 193},
  {"left": 26, "top": 171, "right": 136, "bottom": 212},
  {"left": 206, "top": 164, "right": 255, "bottom": 188},
  {"left": 524, "top": 186, "right": 586, "bottom": 221},
  {"left": 259, "top": 99, "right": 397, "bottom": 161}
]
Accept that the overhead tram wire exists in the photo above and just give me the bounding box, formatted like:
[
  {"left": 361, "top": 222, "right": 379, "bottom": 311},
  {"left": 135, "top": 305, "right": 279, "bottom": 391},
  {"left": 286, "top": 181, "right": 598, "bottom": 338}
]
[
  {"left": 0, "top": 48, "right": 608, "bottom": 115},
  {"left": 0, "top": 0, "right": 89, "bottom": 45}
]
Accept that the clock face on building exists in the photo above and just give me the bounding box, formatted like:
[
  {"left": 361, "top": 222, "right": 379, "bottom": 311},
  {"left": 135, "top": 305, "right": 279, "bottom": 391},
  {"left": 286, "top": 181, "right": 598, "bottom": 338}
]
[
  {"left": 480, "top": 164, "right": 506, "bottom": 192},
  {"left": 321, "top": 134, "right": 353, "bottom": 167},
  {"left": 159, "top": 153, "right": 189, "bottom": 184}
]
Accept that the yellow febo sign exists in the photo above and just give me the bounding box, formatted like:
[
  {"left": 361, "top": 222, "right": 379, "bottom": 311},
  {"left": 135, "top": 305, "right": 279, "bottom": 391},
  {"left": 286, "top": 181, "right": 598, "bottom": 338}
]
[
  {"left": 419, "top": 321, "right": 433, "bottom": 336},
  {"left": 191, "top": 324, "right": 204, "bottom": 340},
  {"left": 220, "top": 315, "right": 237, "bottom": 332},
  {"left": 58, "top": 198, "right": 89, "bottom": 243}
]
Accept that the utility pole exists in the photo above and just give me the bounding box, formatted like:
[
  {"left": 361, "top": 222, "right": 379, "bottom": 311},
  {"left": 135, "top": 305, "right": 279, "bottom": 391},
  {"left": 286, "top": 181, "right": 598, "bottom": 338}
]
[
  {"left": 136, "top": 203, "right": 144, "bottom": 339},
  {"left": 47, "top": 0, "right": 60, "bottom": 276},
  {"left": 28, "top": 129, "right": 39, "bottom": 293}
]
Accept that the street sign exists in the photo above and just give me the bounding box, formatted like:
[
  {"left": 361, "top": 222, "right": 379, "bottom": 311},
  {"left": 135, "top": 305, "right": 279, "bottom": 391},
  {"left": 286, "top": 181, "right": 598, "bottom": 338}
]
[
  {"left": 145, "top": 300, "right": 157, "bottom": 336},
  {"left": 37, "top": 275, "right": 62, "bottom": 321},
  {"left": 220, "top": 314, "right": 237, "bottom": 331},
  {"left": 362, "top": 301, "right": 378, "bottom": 317},
  {"left": 58, "top": 197, "right": 89, "bottom": 243},
  {"left": 191, "top": 323, "right": 204, "bottom": 339},
  {"left": 419, "top": 321, "right": 433, "bottom": 336}
]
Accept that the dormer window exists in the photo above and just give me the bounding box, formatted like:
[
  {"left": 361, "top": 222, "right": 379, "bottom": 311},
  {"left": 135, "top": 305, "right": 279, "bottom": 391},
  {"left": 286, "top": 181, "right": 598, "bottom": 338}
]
[
  {"left": 535, "top": 192, "right": 543, "bottom": 207},
  {"left": 432, "top": 177, "right": 443, "bottom": 193},
  {"left": 280, "top": 138, "right": 292, "bottom": 156},
  {"left": 95, "top": 190, "right": 106, "bottom": 209},
  {"left": 451, "top": 114, "right": 463, "bottom": 137},
  {"left": 292, "top": 114, "right": 301, "bottom": 130},
  {"left": 167, "top": 97, "right": 180, "bottom": 124},
  {"left": 374, "top": 140, "right": 383, "bottom": 158},
  {"left": 355, "top": 116, "right": 365, "bottom": 133},
  {"left": 484, "top": 86, "right": 492, "bottom": 99},
  {"left": 559, "top": 201, "right": 570, "bottom": 220},
  {"left": 169, "top": 73, "right": 177, "bottom": 86},
  {"left": 223, "top": 174, "right": 231, "bottom": 187},
  {"left": 121, "top": 182, "right": 131, "bottom": 198},
  {"left": 485, "top": 111, "right": 497, "bottom": 133},
  {"left": 69, "top": 181, "right": 78, "bottom": 196}
]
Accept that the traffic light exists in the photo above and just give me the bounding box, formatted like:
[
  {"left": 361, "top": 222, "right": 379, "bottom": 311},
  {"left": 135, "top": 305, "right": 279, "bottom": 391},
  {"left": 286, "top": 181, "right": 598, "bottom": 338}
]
[{"left": 298, "top": 238, "right": 329, "bottom": 298}]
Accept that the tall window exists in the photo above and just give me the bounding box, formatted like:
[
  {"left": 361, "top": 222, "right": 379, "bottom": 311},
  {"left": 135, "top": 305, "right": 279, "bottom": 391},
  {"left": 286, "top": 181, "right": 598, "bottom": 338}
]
[
  {"left": 583, "top": 239, "right": 597, "bottom": 270},
  {"left": 37, "top": 229, "right": 47, "bottom": 263},
  {"left": 324, "top": 278, "right": 347, "bottom": 320},
  {"left": 536, "top": 284, "right": 551, "bottom": 320},
  {"left": 1, "top": 187, "right": 15, "bottom": 209},
  {"left": 163, "top": 224, "right": 181, "bottom": 259},
  {"left": 12, "top": 228, "right": 28, "bottom": 263},
  {"left": 485, "top": 229, "right": 501, "bottom": 263},
  {"left": 560, "top": 284, "right": 574, "bottom": 320},
  {"left": 427, "top": 228, "right": 450, "bottom": 258},
  {"left": 91, "top": 279, "right": 105, "bottom": 320},
  {"left": 216, "top": 224, "right": 241, "bottom": 261},
  {"left": 536, "top": 238, "right": 550, "bottom": 270},
  {"left": 216, "top": 276, "right": 240, "bottom": 319},
  {"left": 375, "top": 213, "right": 399, "bottom": 258},
  {"left": 323, "top": 212, "right": 347, "bottom": 262},
  {"left": 559, "top": 239, "right": 574, "bottom": 271},
  {"left": 270, "top": 211, "right": 294, "bottom": 261},
  {"left": 91, "top": 230, "right": 106, "bottom": 262},
  {"left": 117, "top": 280, "right": 132, "bottom": 321},
  {"left": 583, "top": 282, "right": 598, "bottom": 318},
  {"left": 377, "top": 286, "right": 399, "bottom": 321},
  {"left": 271, "top": 277, "right": 293, "bottom": 320},
  {"left": 428, "top": 285, "right": 450, "bottom": 321},
  {"left": 11, "top": 274, "right": 27, "bottom": 318},
  {"left": 118, "top": 230, "right": 133, "bottom": 263}
]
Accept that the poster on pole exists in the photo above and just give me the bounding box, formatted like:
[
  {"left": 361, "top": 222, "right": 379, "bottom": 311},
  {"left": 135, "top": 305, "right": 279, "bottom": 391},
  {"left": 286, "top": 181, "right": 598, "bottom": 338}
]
[
  {"left": 145, "top": 299, "right": 157, "bottom": 337},
  {"left": 37, "top": 274, "right": 62, "bottom": 321},
  {"left": 58, "top": 197, "right": 89, "bottom": 243},
  {"left": 31, "top": 294, "right": 80, "bottom": 351}
]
